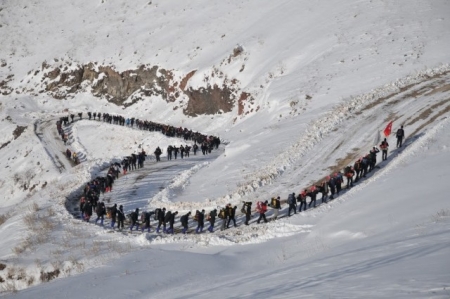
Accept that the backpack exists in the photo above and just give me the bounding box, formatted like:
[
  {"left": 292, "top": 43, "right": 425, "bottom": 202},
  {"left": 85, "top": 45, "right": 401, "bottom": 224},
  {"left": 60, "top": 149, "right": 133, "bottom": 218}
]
[
  {"left": 141, "top": 212, "right": 146, "bottom": 222},
  {"left": 271, "top": 197, "right": 277, "bottom": 207},
  {"left": 154, "top": 208, "right": 161, "bottom": 221},
  {"left": 240, "top": 203, "right": 246, "bottom": 214},
  {"left": 344, "top": 166, "right": 351, "bottom": 175},
  {"left": 194, "top": 211, "right": 199, "bottom": 221},
  {"left": 218, "top": 209, "right": 226, "bottom": 219},
  {"left": 287, "top": 194, "right": 295, "bottom": 205},
  {"left": 256, "top": 201, "right": 263, "bottom": 213},
  {"left": 180, "top": 215, "right": 187, "bottom": 224},
  {"left": 164, "top": 211, "right": 172, "bottom": 222}
]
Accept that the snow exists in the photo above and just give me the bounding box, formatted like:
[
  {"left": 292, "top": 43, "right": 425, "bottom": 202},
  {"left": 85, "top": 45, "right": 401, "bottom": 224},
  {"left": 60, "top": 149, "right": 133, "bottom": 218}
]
[{"left": 0, "top": 0, "right": 450, "bottom": 297}]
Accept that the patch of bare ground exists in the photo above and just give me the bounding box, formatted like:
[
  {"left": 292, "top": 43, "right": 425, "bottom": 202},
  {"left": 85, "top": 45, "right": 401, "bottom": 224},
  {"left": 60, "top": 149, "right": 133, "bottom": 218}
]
[
  {"left": 408, "top": 102, "right": 450, "bottom": 138},
  {"left": 426, "top": 82, "right": 450, "bottom": 96},
  {"left": 13, "top": 126, "right": 27, "bottom": 139},
  {"left": 406, "top": 98, "right": 450, "bottom": 126},
  {"left": 359, "top": 70, "right": 450, "bottom": 112}
]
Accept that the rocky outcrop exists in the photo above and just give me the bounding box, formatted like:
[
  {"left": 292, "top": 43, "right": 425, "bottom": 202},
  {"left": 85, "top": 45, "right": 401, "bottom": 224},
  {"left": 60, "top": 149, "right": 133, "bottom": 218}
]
[{"left": 35, "top": 62, "right": 248, "bottom": 116}]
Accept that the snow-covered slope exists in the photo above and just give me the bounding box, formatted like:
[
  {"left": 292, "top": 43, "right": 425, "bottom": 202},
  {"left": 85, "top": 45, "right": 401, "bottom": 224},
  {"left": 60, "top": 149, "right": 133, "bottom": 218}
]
[{"left": 0, "top": 0, "right": 449, "bottom": 297}]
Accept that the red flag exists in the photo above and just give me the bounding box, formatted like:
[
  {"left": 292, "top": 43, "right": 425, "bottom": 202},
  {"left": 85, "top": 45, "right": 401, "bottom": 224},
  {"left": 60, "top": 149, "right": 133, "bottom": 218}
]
[{"left": 383, "top": 121, "right": 393, "bottom": 137}]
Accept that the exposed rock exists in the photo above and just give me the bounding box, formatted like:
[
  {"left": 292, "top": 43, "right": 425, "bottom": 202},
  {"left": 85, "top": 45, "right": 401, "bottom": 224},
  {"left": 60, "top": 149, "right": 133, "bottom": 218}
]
[{"left": 28, "top": 61, "right": 252, "bottom": 117}]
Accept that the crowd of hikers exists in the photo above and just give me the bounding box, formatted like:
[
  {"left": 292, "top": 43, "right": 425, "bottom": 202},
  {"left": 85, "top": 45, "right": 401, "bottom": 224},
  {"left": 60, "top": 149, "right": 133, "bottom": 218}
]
[{"left": 69, "top": 111, "right": 406, "bottom": 235}]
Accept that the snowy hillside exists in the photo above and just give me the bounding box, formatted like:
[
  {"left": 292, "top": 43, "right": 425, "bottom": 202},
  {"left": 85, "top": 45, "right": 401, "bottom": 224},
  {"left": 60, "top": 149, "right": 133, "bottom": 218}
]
[{"left": 0, "top": 0, "right": 449, "bottom": 297}]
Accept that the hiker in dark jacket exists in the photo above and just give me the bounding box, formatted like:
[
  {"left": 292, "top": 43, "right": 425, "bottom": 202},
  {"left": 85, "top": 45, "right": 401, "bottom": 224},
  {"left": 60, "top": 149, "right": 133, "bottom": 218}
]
[
  {"left": 117, "top": 205, "right": 125, "bottom": 230},
  {"left": 287, "top": 193, "right": 297, "bottom": 216},
  {"left": 163, "top": 211, "right": 172, "bottom": 233},
  {"left": 166, "top": 211, "right": 178, "bottom": 234},
  {"left": 110, "top": 203, "right": 117, "bottom": 228},
  {"left": 227, "top": 205, "right": 237, "bottom": 228},
  {"left": 243, "top": 202, "right": 252, "bottom": 225},
  {"left": 207, "top": 209, "right": 217, "bottom": 232},
  {"left": 156, "top": 208, "right": 166, "bottom": 233},
  {"left": 84, "top": 201, "right": 93, "bottom": 222},
  {"left": 396, "top": 125, "right": 405, "bottom": 148},
  {"left": 95, "top": 202, "right": 106, "bottom": 226},
  {"left": 129, "top": 208, "right": 140, "bottom": 231},
  {"left": 180, "top": 211, "right": 191, "bottom": 234},
  {"left": 196, "top": 210, "right": 205, "bottom": 233},
  {"left": 141, "top": 211, "right": 154, "bottom": 233}
]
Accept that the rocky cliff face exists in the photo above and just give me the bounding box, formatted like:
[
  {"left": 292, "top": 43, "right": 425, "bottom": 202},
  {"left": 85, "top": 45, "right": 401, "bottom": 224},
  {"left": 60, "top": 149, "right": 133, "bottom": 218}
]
[{"left": 20, "top": 61, "right": 251, "bottom": 117}]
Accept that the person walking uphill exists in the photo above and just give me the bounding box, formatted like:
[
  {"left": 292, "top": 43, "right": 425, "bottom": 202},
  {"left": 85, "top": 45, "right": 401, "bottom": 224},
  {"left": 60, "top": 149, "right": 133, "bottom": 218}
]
[
  {"left": 287, "top": 193, "right": 297, "bottom": 216},
  {"left": 380, "top": 138, "right": 389, "bottom": 161},
  {"left": 243, "top": 202, "right": 252, "bottom": 225},
  {"left": 95, "top": 202, "right": 106, "bottom": 226},
  {"left": 271, "top": 196, "right": 281, "bottom": 220},
  {"left": 180, "top": 211, "right": 191, "bottom": 234},
  {"left": 396, "top": 125, "right": 405, "bottom": 148},
  {"left": 207, "top": 209, "right": 217, "bottom": 232},
  {"left": 117, "top": 205, "right": 125, "bottom": 231},
  {"left": 129, "top": 208, "right": 140, "bottom": 231},
  {"left": 256, "top": 201, "right": 268, "bottom": 224},
  {"left": 196, "top": 209, "right": 205, "bottom": 233}
]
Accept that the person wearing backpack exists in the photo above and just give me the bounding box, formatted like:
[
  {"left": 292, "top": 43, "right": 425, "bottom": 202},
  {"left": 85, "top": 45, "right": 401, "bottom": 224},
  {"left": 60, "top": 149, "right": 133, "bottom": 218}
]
[
  {"left": 345, "top": 166, "right": 355, "bottom": 189},
  {"left": 129, "top": 208, "right": 140, "bottom": 231},
  {"left": 195, "top": 209, "right": 205, "bottom": 233},
  {"left": 180, "top": 211, "right": 191, "bottom": 234},
  {"left": 110, "top": 203, "right": 117, "bottom": 228},
  {"left": 335, "top": 172, "right": 343, "bottom": 195},
  {"left": 84, "top": 200, "right": 93, "bottom": 222},
  {"left": 141, "top": 211, "right": 155, "bottom": 233},
  {"left": 308, "top": 186, "right": 319, "bottom": 208},
  {"left": 298, "top": 190, "right": 308, "bottom": 212},
  {"left": 156, "top": 208, "right": 166, "bottom": 233},
  {"left": 95, "top": 202, "right": 106, "bottom": 226},
  {"left": 166, "top": 211, "right": 178, "bottom": 234},
  {"left": 272, "top": 196, "right": 281, "bottom": 220},
  {"left": 117, "top": 205, "right": 125, "bottom": 231},
  {"left": 243, "top": 202, "right": 252, "bottom": 225},
  {"left": 287, "top": 193, "right": 297, "bottom": 217},
  {"left": 219, "top": 206, "right": 229, "bottom": 231},
  {"left": 256, "top": 201, "right": 268, "bottom": 224},
  {"left": 163, "top": 211, "right": 172, "bottom": 233},
  {"left": 380, "top": 138, "right": 389, "bottom": 161},
  {"left": 227, "top": 205, "right": 237, "bottom": 228},
  {"left": 396, "top": 125, "right": 405, "bottom": 148},
  {"left": 321, "top": 179, "right": 329, "bottom": 203},
  {"left": 207, "top": 209, "right": 217, "bottom": 232}
]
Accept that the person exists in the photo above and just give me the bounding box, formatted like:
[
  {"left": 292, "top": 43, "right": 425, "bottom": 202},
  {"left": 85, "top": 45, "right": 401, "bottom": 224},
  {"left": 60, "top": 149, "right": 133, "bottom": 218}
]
[
  {"left": 84, "top": 200, "right": 93, "bottom": 222},
  {"left": 154, "top": 147, "right": 162, "bottom": 162},
  {"left": 308, "top": 186, "right": 318, "bottom": 208},
  {"left": 163, "top": 210, "right": 172, "bottom": 233},
  {"left": 180, "top": 211, "right": 191, "bottom": 234},
  {"left": 287, "top": 193, "right": 297, "bottom": 216},
  {"left": 271, "top": 196, "right": 281, "bottom": 220},
  {"left": 396, "top": 125, "right": 405, "bottom": 148},
  {"left": 166, "top": 211, "right": 178, "bottom": 234},
  {"left": 95, "top": 202, "right": 106, "bottom": 226},
  {"left": 369, "top": 147, "right": 380, "bottom": 171},
  {"left": 196, "top": 209, "right": 205, "bottom": 233},
  {"left": 156, "top": 208, "right": 166, "bottom": 233},
  {"left": 380, "top": 138, "right": 389, "bottom": 160},
  {"left": 344, "top": 166, "right": 355, "bottom": 189},
  {"left": 243, "top": 202, "right": 252, "bottom": 225},
  {"left": 227, "top": 205, "right": 237, "bottom": 228},
  {"left": 141, "top": 211, "right": 154, "bottom": 233},
  {"left": 129, "top": 208, "right": 140, "bottom": 231},
  {"left": 320, "top": 179, "right": 329, "bottom": 203},
  {"left": 117, "top": 205, "right": 125, "bottom": 230},
  {"left": 110, "top": 203, "right": 117, "bottom": 228},
  {"left": 220, "top": 207, "right": 228, "bottom": 231},
  {"left": 298, "top": 189, "right": 307, "bottom": 211},
  {"left": 335, "top": 172, "right": 343, "bottom": 195},
  {"left": 256, "top": 201, "right": 268, "bottom": 224},
  {"left": 79, "top": 196, "right": 86, "bottom": 220},
  {"left": 207, "top": 209, "right": 217, "bottom": 232}
]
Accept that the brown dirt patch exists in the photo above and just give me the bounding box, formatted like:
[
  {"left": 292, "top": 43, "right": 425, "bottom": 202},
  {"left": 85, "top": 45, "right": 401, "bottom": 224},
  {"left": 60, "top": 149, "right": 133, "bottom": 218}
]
[
  {"left": 409, "top": 102, "right": 450, "bottom": 138},
  {"left": 406, "top": 98, "right": 450, "bottom": 126},
  {"left": 13, "top": 125, "right": 27, "bottom": 140}
]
